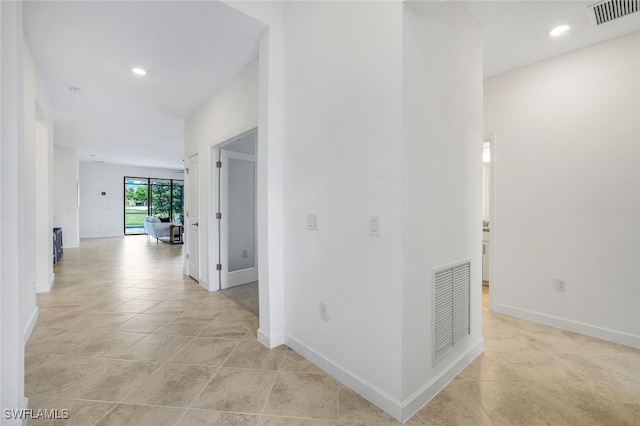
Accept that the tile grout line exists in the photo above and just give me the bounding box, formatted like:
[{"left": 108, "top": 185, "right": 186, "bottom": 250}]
[
  {"left": 172, "top": 335, "right": 246, "bottom": 425},
  {"left": 255, "top": 344, "right": 291, "bottom": 424}
]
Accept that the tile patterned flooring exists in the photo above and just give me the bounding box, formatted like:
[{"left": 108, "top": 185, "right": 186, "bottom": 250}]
[
  {"left": 220, "top": 282, "right": 259, "bottom": 317},
  {"left": 26, "top": 237, "right": 640, "bottom": 425}
]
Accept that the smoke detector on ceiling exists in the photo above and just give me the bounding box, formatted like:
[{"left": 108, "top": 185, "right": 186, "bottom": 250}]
[{"left": 588, "top": 0, "right": 640, "bottom": 25}]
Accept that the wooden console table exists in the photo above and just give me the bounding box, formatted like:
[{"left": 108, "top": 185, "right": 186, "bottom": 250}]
[{"left": 170, "top": 224, "right": 183, "bottom": 244}]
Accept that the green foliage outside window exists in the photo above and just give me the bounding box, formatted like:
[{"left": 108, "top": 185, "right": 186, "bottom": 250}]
[{"left": 124, "top": 177, "right": 184, "bottom": 234}]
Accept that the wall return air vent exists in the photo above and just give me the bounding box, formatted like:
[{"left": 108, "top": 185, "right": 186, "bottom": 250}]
[
  {"left": 433, "top": 260, "right": 471, "bottom": 365},
  {"left": 588, "top": 0, "right": 640, "bottom": 25}
]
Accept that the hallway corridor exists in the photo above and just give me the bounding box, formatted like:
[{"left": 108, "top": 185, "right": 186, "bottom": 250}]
[{"left": 25, "top": 237, "right": 639, "bottom": 425}]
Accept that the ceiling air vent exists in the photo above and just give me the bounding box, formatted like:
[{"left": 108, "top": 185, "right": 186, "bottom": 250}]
[{"left": 588, "top": 0, "right": 640, "bottom": 25}]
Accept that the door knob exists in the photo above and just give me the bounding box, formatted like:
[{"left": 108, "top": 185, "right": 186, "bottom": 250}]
[{"left": 194, "top": 222, "right": 199, "bottom": 227}]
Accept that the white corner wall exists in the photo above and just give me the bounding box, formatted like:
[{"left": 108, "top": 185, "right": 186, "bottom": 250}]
[
  {"left": 485, "top": 32, "right": 640, "bottom": 347},
  {"left": 282, "top": 0, "right": 404, "bottom": 414},
  {"left": 53, "top": 145, "right": 79, "bottom": 247},
  {"left": 24, "top": 40, "right": 54, "bottom": 294},
  {"left": 2, "top": 1, "right": 46, "bottom": 420},
  {"left": 78, "top": 162, "right": 183, "bottom": 238},
  {"left": 193, "top": 2, "right": 486, "bottom": 421},
  {"left": 185, "top": 58, "right": 259, "bottom": 291},
  {"left": 401, "top": 2, "right": 484, "bottom": 418}
]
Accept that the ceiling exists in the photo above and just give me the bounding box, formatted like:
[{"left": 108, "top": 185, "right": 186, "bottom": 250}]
[
  {"left": 23, "top": 1, "right": 267, "bottom": 170},
  {"left": 23, "top": 1, "right": 640, "bottom": 170},
  {"left": 464, "top": 0, "right": 640, "bottom": 77}
]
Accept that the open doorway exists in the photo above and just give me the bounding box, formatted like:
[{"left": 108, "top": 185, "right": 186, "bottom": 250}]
[
  {"left": 216, "top": 130, "right": 259, "bottom": 316},
  {"left": 482, "top": 136, "right": 493, "bottom": 311}
]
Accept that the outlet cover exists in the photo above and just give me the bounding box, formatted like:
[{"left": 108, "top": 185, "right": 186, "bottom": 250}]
[
  {"left": 556, "top": 279, "right": 567, "bottom": 292},
  {"left": 319, "top": 302, "right": 329, "bottom": 321}
]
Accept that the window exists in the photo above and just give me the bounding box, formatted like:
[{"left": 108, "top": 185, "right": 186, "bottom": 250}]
[{"left": 124, "top": 177, "right": 184, "bottom": 235}]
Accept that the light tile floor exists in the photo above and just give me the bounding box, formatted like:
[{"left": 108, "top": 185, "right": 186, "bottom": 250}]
[
  {"left": 220, "top": 282, "right": 259, "bottom": 317},
  {"left": 26, "top": 237, "right": 639, "bottom": 425}
]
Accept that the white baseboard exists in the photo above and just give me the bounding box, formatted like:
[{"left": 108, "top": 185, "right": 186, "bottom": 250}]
[
  {"left": 24, "top": 307, "right": 39, "bottom": 342},
  {"left": 402, "top": 338, "right": 484, "bottom": 420},
  {"left": 35, "top": 273, "right": 54, "bottom": 294},
  {"left": 257, "top": 328, "right": 285, "bottom": 349},
  {"left": 285, "top": 333, "right": 484, "bottom": 423},
  {"left": 285, "top": 332, "right": 404, "bottom": 421},
  {"left": 494, "top": 303, "right": 640, "bottom": 349}
]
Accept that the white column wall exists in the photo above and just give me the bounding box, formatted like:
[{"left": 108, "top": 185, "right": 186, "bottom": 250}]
[
  {"left": 401, "top": 3, "right": 484, "bottom": 417},
  {"left": 24, "top": 41, "right": 54, "bottom": 294},
  {"left": 485, "top": 32, "right": 640, "bottom": 347},
  {"left": 225, "top": 1, "right": 287, "bottom": 348},
  {"left": 1, "top": 1, "right": 30, "bottom": 422},
  {"left": 281, "top": 1, "right": 404, "bottom": 412}
]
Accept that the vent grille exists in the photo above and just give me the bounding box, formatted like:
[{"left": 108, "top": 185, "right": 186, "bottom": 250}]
[
  {"left": 433, "top": 260, "right": 471, "bottom": 364},
  {"left": 588, "top": 0, "right": 640, "bottom": 25}
]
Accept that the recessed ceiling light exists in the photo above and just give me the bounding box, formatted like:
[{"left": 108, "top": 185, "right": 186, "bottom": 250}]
[
  {"left": 68, "top": 86, "right": 82, "bottom": 93},
  {"left": 132, "top": 67, "right": 147, "bottom": 76},
  {"left": 549, "top": 24, "right": 571, "bottom": 37}
]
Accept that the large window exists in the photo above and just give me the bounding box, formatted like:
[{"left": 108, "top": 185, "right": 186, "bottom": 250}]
[{"left": 124, "top": 177, "right": 184, "bottom": 235}]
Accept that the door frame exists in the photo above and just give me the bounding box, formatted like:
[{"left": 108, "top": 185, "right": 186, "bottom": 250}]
[
  {"left": 186, "top": 153, "right": 199, "bottom": 281},
  {"left": 218, "top": 149, "right": 258, "bottom": 290},
  {"left": 484, "top": 135, "right": 496, "bottom": 312},
  {"left": 209, "top": 126, "right": 259, "bottom": 291}
]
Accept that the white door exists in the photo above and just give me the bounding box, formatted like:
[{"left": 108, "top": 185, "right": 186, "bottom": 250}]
[
  {"left": 187, "top": 154, "right": 199, "bottom": 281},
  {"left": 219, "top": 149, "right": 258, "bottom": 289}
]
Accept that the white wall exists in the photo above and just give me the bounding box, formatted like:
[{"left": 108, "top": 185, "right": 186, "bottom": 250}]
[
  {"left": 54, "top": 145, "right": 79, "bottom": 246},
  {"left": 485, "top": 32, "right": 640, "bottom": 347},
  {"left": 24, "top": 40, "right": 55, "bottom": 294},
  {"left": 1, "top": 1, "right": 45, "bottom": 420},
  {"left": 401, "top": 3, "right": 484, "bottom": 417},
  {"left": 185, "top": 58, "right": 259, "bottom": 291},
  {"left": 192, "top": 2, "right": 484, "bottom": 421},
  {"left": 283, "top": 0, "right": 404, "bottom": 408},
  {"left": 78, "top": 162, "right": 183, "bottom": 238}
]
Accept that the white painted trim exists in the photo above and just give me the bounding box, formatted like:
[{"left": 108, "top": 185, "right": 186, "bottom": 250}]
[
  {"left": 24, "top": 307, "right": 39, "bottom": 342},
  {"left": 402, "top": 338, "right": 484, "bottom": 421},
  {"left": 495, "top": 303, "right": 640, "bottom": 349},
  {"left": 484, "top": 134, "right": 496, "bottom": 313},
  {"left": 257, "top": 328, "right": 285, "bottom": 349},
  {"left": 208, "top": 126, "right": 258, "bottom": 292},
  {"left": 46, "top": 272, "right": 54, "bottom": 292},
  {"left": 286, "top": 332, "right": 404, "bottom": 421}
]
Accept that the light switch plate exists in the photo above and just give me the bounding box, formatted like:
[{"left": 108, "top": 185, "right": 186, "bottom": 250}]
[{"left": 307, "top": 214, "right": 318, "bottom": 231}]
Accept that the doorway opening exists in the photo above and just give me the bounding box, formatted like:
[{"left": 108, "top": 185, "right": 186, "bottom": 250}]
[
  {"left": 215, "top": 130, "right": 259, "bottom": 316},
  {"left": 187, "top": 154, "right": 199, "bottom": 281},
  {"left": 482, "top": 136, "right": 494, "bottom": 312}
]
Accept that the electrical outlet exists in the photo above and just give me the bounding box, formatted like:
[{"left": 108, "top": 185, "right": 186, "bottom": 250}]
[
  {"left": 556, "top": 279, "right": 567, "bottom": 292},
  {"left": 242, "top": 249, "right": 248, "bottom": 258},
  {"left": 32, "top": 272, "right": 36, "bottom": 284},
  {"left": 319, "top": 302, "right": 329, "bottom": 321}
]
